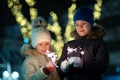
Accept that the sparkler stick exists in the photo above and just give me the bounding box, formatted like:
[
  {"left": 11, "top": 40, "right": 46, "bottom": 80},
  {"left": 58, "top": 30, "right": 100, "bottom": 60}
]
[{"left": 46, "top": 50, "right": 58, "bottom": 68}]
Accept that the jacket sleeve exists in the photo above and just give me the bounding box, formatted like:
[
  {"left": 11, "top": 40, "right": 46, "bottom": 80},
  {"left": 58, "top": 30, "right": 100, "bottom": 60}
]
[{"left": 22, "top": 58, "right": 48, "bottom": 80}]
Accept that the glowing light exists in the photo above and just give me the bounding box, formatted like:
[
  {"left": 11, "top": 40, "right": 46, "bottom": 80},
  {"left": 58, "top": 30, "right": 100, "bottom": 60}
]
[
  {"left": 11, "top": 71, "right": 19, "bottom": 79},
  {"left": 47, "top": 12, "right": 64, "bottom": 58},
  {"left": 65, "top": 3, "right": 76, "bottom": 42},
  {"left": 16, "top": 16, "right": 23, "bottom": 23},
  {"left": 24, "top": 37, "right": 29, "bottom": 44},
  {"left": 67, "top": 46, "right": 85, "bottom": 56},
  {"left": 3, "top": 71, "right": 9, "bottom": 78},
  {"left": 27, "top": 25, "right": 32, "bottom": 30},
  {"left": 8, "top": 0, "right": 37, "bottom": 39},
  {"left": 25, "top": 0, "right": 36, "bottom": 6},
  {"left": 67, "top": 46, "right": 77, "bottom": 54},
  {"left": 46, "top": 50, "right": 58, "bottom": 67},
  {"left": 8, "top": 0, "right": 13, "bottom": 8},
  {"left": 94, "top": 0, "right": 103, "bottom": 20},
  {"left": 29, "top": 8, "right": 38, "bottom": 20},
  {"left": 21, "top": 27, "right": 27, "bottom": 33},
  {"left": 21, "top": 20, "right": 27, "bottom": 26},
  {"left": 50, "top": 11, "right": 58, "bottom": 21}
]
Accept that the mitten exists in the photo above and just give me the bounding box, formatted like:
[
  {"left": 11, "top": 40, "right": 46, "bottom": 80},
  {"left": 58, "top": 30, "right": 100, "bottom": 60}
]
[
  {"left": 43, "top": 61, "right": 55, "bottom": 75},
  {"left": 68, "top": 57, "right": 83, "bottom": 69},
  {"left": 60, "top": 60, "right": 69, "bottom": 72}
]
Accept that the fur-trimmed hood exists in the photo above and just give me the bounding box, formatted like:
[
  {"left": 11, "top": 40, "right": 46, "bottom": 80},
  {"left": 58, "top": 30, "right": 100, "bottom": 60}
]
[
  {"left": 20, "top": 44, "right": 38, "bottom": 57},
  {"left": 71, "top": 25, "right": 105, "bottom": 40},
  {"left": 21, "top": 44, "right": 60, "bottom": 80}
]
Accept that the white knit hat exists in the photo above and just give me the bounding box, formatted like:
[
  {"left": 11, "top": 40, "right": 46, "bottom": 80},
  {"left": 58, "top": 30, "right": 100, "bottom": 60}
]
[
  {"left": 30, "top": 16, "right": 51, "bottom": 48},
  {"left": 31, "top": 27, "right": 51, "bottom": 48}
]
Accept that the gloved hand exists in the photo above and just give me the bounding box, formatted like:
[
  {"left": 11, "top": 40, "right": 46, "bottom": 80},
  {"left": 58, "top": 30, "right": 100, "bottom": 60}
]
[
  {"left": 43, "top": 61, "right": 55, "bottom": 75},
  {"left": 60, "top": 60, "right": 69, "bottom": 72},
  {"left": 68, "top": 57, "right": 83, "bottom": 69}
]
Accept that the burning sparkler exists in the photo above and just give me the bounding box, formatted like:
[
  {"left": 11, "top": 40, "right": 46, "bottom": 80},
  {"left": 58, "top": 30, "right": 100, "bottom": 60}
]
[
  {"left": 46, "top": 50, "right": 58, "bottom": 68},
  {"left": 67, "top": 46, "right": 85, "bottom": 55},
  {"left": 67, "top": 46, "right": 77, "bottom": 54}
]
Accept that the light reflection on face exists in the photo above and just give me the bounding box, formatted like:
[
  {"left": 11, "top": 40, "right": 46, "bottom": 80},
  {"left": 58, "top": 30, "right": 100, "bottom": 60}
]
[{"left": 36, "top": 41, "right": 50, "bottom": 55}]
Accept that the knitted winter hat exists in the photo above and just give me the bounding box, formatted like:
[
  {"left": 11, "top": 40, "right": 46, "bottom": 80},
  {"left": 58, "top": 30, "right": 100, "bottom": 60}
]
[
  {"left": 73, "top": 6, "right": 94, "bottom": 25},
  {"left": 31, "top": 17, "right": 51, "bottom": 48},
  {"left": 31, "top": 16, "right": 47, "bottom": 28},
  {"left": 31, "top": 28, "right": 51, "bottom": 48}
]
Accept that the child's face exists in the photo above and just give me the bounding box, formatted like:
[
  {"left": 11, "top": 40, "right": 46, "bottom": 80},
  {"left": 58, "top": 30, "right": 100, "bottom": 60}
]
[
  {"left": 36, "top": 41, "right": 50, "bottom": 55},
  {"left": 74, "top": 20, "right": 91, "bottom": 37}
]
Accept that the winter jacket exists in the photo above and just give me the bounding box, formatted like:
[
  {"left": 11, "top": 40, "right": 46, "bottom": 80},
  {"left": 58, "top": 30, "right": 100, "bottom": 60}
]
[
  {"left": 57, "top": 37, "right": 109, "bottom": 80},
  {"left": 21, "top": 44, "right": 60, "bottom": 80}
]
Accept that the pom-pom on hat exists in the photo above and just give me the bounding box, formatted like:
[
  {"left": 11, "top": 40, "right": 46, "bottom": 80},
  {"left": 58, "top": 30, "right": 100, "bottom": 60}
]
[
  {"left": 31, "top": 16, "right": 47, "bottom": 28},
  {"left": 73, "top": 6, "right": 94, "bottom": 25},
  {"left": 31, "top": 16, "right": 51, "bottom": 48}
]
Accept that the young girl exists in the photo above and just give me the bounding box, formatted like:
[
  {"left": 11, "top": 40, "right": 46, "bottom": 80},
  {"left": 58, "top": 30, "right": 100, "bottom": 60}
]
[
  {"left": 21, "top": 17, "right": 60, "bottom": 80},
  {"left": 57, "top": 6, "right": 109, "bottom": 80}
]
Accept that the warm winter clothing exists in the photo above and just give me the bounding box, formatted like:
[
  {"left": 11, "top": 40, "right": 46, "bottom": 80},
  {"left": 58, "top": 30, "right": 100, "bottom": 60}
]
[
  {"left": 21, "top": 16, "right": 60, "bottom": 80},
  {"left": 31, "top": 27, "right": 51, "bottom": 48},
  {"left": 57, "top": 5, "right": 109, "bottom": 80},
  {"left": 73, "top": 6, "right": 94, "bottom": 25},
  {"left": 21, "top": 44, "right": 60, "bottom": 80},
  {"left": 57, "top": 37, "right": 109, "bottom": 80}
]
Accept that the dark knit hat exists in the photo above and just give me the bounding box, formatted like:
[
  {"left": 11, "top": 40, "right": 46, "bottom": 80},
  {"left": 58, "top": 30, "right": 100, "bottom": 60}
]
[{"left": 73, "top": 6, "right": 94, "bottom": 25}]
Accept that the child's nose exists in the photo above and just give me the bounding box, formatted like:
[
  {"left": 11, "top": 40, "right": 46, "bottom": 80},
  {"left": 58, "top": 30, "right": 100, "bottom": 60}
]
[{"left": 42, "top": 46, "right": 46, "bottom": 51}]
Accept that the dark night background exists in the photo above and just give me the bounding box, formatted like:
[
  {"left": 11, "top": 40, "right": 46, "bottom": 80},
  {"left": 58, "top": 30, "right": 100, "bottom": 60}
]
[{"left": 0, "top": 0, "right": 120, "bottom": 79}]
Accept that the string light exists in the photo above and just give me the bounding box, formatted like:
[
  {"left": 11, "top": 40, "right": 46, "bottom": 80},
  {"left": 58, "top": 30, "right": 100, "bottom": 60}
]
[
  {"left": 94, "top": 0, "right": 103, "bottom": 20},
  {"left": 64, "top": 3, "right": 76, "bottom": 42},
  {"left": 47, "top": 12, "right": 64, "bottom": 58},
  {"left": 7, "top": 0, "right": 37, "bottom": 41}
]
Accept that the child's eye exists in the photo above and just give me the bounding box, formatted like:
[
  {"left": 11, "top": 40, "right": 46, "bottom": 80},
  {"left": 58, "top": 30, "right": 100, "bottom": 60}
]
[
  {"left": 75, "top": 24, "right": 79, "bottom": 27},
  {"left": 45, "top": 42, "right": 49, "bottom": 45},
  {"left": 38, "top": 43, "right": 42, "bottom": 46},
  {"left": 82, "top": 23, "right": 86, "bottom": 25}
]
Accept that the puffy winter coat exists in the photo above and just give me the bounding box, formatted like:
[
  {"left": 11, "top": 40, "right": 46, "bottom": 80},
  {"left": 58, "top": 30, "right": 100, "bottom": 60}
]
[
  {"left": 21, "top": 44, "right": 60, "bottom": 80},
  {"left": 57, "top": 37, "right": 109, "bottom": 80}
]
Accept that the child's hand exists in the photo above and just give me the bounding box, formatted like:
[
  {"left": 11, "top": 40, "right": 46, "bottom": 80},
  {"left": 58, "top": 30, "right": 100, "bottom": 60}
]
[
  {"left": 45, "top": 61, "right": 55, "bottom": 72},
  {"left": 68, "top": 57, "right": 83, "bottom": 69},
  {"left": 60, "top": 60, "right": 69, "bottom": 72}
]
